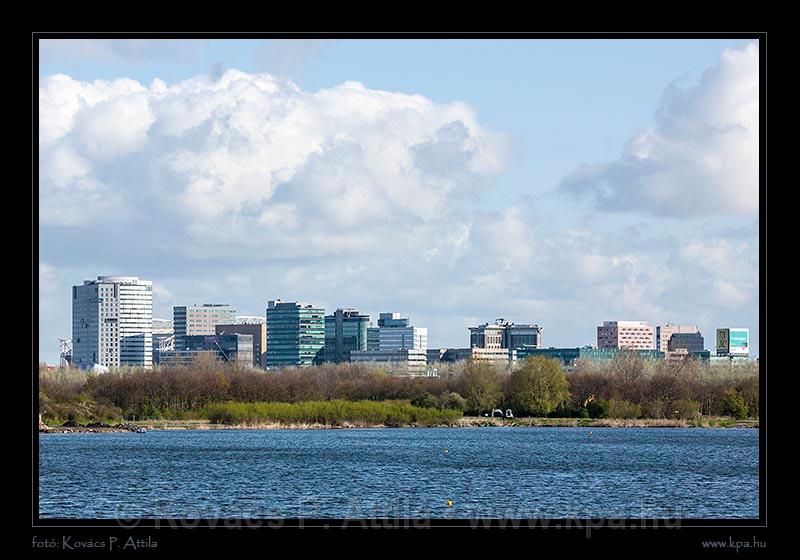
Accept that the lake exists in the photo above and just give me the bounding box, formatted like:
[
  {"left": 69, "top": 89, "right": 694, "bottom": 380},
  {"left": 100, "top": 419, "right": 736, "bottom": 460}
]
[{"left": 38, "top": 427, "right": 758, "bottom": 519}]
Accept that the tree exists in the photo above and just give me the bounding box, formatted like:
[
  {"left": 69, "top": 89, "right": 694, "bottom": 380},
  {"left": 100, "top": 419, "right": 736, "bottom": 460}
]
[
  {"left": 722, "top": 389, "right": 749, "bottom": 419},
  {"left": 459, "top": 360, "right": 503, "bottom": 415},
  {"left": 507, "top": 357, "right": 570, "bottom": 417}
]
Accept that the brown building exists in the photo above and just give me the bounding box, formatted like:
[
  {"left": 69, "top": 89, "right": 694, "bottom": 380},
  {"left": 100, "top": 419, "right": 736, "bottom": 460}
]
[{"left": 215, "top": 323, "right": 266, "bottom": 368}]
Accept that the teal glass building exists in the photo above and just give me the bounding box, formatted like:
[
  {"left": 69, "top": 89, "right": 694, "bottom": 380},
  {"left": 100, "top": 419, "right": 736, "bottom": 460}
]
[
  {"left": 265, "top": 300, "right": 325, "bottom": 368},
  {"left": 324, "top": 308, "right": 370, "bottom": 363},
  {"left": 516, "top": 346, "right": 665, "bottom": 369}
]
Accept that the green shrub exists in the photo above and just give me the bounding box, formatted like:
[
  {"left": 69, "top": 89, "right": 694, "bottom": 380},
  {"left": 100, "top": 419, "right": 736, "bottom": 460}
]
[
  {"left": 439, "top": 392, "right": 467, "bottom": 411},
  {"left": 672, "top": 399, "right": 701, "bottom": 420},
  {"left": 606, "top": 399, "right": 643, "bottom": 419},
  {"left": 199, "top": 400, "right": 462, "bottom": 427}
]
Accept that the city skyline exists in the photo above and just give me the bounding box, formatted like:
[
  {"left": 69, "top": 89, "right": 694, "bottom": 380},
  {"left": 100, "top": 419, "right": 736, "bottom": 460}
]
[{"left": 39, "top": 38, "right": 760, "bottom": 364}]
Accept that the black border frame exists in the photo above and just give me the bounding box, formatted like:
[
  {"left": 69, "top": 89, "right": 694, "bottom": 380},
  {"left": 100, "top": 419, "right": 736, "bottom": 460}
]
[{"left": 32, "top": 31, "right": 768, "bottom": 552}]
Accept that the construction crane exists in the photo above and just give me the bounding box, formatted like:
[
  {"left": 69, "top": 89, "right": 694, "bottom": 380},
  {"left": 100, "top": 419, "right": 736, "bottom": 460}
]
[{"left": 58, "top": 338, "right": 72, "bottom": 368}]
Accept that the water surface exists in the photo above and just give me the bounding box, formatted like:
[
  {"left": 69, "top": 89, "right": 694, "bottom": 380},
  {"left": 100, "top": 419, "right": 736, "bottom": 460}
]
[{"left": 39, "top": 427, "right": 758, "bottom": 519}]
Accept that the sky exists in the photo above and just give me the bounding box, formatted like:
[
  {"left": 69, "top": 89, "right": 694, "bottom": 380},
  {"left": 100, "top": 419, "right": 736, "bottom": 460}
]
[{"left": 37, "top": 37, "right": 761, "bottom": 364}]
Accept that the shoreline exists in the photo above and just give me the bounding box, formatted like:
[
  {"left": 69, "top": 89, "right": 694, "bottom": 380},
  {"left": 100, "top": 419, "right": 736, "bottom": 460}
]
[{"left": 39, "top": 416, "right": 758, "bottom": 433}]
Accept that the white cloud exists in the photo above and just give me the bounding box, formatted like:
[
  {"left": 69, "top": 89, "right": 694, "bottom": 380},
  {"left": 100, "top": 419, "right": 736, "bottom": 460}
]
[
  {"left": 560, "top": 41, "right": 759, "bottom": 217},
  {"left": 40, "top": 70, "right": 509, "bottom": 263}
]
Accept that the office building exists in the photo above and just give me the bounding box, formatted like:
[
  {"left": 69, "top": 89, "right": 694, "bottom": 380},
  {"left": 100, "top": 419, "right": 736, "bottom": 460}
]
[
  {"left": 597, "top": 321, "right": 654, "bottom": 350},
  {"left": 324, "top": 308, "right": 370, "bottom": 363},
  {"left": 159, "top": 333, "right": 253, "bottom": 367},
  {"left": 431, "top": 347, "right": 516, "bottom": 365},
  {"left": 668, "top": 332, "right": 705, "bottom": 354},
  {"left": 350, "top": 348, "right": 429, "bottom": 376},
  {"left": 367, "top": 312, "right": 427, "bottom": 351},
  {"left": 173, "top": 304, "right": 237, "bottom": 350},
  {"left": 151, "top": 318, "right": 174, "bottom": 365},
  {"left": 265, "top": 300, "right": 325, "bottom": 368},
  {"left": 656, "top": 324, "right": 703, "bottom": 353},
  {"left": 216, "top": 323, "right": 267, "bottom": 368},
  {"left": 235, "top": 315, "right": 266, "bottom": 325},
  {"left": 72, "top": 276, "right": 153, "bottom": 369},
  {"left": 469, "top": 319, "right": 542, "bottom": 350}
]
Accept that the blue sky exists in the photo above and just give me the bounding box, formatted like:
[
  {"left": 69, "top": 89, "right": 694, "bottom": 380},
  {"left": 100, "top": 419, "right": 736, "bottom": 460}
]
[{"left": 38, "top": 38, "right": 760, "bottom": 364}]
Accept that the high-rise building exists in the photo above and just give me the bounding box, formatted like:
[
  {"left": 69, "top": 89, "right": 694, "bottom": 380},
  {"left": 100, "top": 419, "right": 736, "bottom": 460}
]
[
  {"left": 265, "top": 300, "right": 325, "bottom": 368},
  {"left": 216, "top": 323, "right": 267, "bottom": 368},
  {"left": 324, "top": 308, "right": 370, "bottom": 363},
  {"left": 366, "top": 312, "right": 427, "bottom": 351},
  {"left": 173, "top": 304, "right": 237, "bottom": 350},
  {"left": 469, "top": 319, "right": 542, "bottom": 350},
  {"left": 72, "top": 276, "right": 153, "bottom": 369},
  {"left": 597, "top": 321, "right": 654, "bottom": 350},
  {"left": 656, "top": 324, "right": 702, "bottom": 353}
]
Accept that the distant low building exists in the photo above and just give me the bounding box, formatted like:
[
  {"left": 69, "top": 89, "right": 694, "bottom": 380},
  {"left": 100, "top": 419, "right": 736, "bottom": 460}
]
[
  {"left": 517, "top": 346, "right": 664, "bottom": 369},
  {"left": 350, "top": 348, "right": 429, "bottom": 376},
  {"left": 430, "top": 347, "right": 516, "bottom": 366},
  {"left": 468, "top": 319, "right": 542, "bottom": 350}
]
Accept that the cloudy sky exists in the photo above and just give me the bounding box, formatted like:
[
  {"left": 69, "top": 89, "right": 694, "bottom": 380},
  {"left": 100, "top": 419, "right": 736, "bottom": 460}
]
[{"left": 38, "top": 38, "right": 760, "bottom": 364}]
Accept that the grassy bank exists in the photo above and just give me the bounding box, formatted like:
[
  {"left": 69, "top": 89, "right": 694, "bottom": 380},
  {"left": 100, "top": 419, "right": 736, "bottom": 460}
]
[{"left": 98, "top": 415, "right": 759, "bottom": 431}]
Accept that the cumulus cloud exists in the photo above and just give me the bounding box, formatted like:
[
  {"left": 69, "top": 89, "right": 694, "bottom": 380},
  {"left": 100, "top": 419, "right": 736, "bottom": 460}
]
[
  {"left": 560, "top": 41, "right": 759, "bottom": 217},
  {"left": 39, "top": 70, "right": 509, "bottom": 261}
]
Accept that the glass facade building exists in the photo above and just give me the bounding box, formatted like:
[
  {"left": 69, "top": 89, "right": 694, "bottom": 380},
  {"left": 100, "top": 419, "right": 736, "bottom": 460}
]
[
  {"left": 367, "top": 312, "right": 427, "bottom": 351},
  {"left": 517, "top": 346, "right": 664, "bottom": 369},
  {"left": 266, "top": 300, "right": 325, "bottom": 368},
  {"left": 324, "top": 308, "right": 370, "bottom": 363}
]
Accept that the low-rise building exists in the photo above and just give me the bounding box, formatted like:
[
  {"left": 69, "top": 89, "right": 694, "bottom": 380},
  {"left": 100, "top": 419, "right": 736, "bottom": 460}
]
[
  {"left": 517, "top": 346, "right": 664, "bottom": 369},
  {"left": 468, "top": 319, "right": 542, "bottom": 350},
  {"left": 349, "top": 348, "right": 429, "bottom": 376}
]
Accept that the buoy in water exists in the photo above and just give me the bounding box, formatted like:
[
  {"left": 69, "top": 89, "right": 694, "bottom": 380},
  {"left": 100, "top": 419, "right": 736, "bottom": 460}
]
[
  {"left": 444, "top": 448, "right": 448, "bottom": 453},
  {"left": 446, "top": 499, "right": 453, "bottom": 508}
]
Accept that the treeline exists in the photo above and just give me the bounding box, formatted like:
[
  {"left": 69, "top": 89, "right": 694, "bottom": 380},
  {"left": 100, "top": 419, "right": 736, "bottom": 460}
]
[{"left": 38, "top": 353, "right": 759, "bottom": 424}]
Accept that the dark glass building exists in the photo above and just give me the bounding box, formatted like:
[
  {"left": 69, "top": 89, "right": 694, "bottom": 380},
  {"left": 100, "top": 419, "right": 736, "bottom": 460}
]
[{"left": 324, "top": 308, "right": 370, "bottom": 363}]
